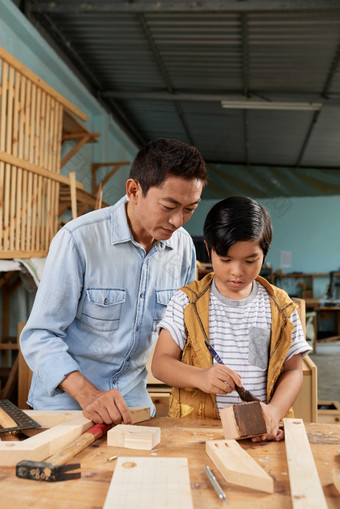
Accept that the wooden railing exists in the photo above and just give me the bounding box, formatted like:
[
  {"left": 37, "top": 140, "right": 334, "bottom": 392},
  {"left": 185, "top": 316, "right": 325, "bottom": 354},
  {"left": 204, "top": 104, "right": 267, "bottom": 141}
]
[{"left": 0, "top": 46, "right": 86, "bottom": 258}]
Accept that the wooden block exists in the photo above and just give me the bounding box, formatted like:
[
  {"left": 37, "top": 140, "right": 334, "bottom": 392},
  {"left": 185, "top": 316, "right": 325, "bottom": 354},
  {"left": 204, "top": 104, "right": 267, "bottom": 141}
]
[
  {"left": 0, "top": 413, "right": 92, "bottom": 466},
  {"left": 333, "top": 469, "right": 340, "bottom": 494},
  {"left": 107, "top": 425, "right": 160, "bottom": 450},
  {"left": 317, "top": 400, "right": 340, "bottom": 424},
  {"left": 206, "top": 439, "right": 274, "bottom": 494},
  {"left": 129, "top": 406, "right": 151, "bottom": 424},
  {"left": 292, "top": 356, "right": 318, "bottom": 423},
  {"left": 284, "top": 418, "right": 327, "bottom": 509},
  {"left": 0, "top": 407, "right": 150, "bottom": 466},
  {"left": 103, "top": 457, "right": 193, "bottom": 509},
  {"left": 220, "top": 401, "right": 267, "bottom": 439}
]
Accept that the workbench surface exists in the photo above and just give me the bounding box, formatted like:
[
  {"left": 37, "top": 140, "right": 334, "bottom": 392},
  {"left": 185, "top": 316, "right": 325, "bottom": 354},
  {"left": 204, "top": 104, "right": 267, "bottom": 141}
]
[{"left": 1, "top": 416, "right": 339, "bottom": 508}]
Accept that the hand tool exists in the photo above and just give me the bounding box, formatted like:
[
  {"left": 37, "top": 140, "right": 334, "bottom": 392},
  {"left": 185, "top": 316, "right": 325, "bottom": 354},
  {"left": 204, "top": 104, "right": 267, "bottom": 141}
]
[
  {"left": 204, "top": 465, "right": 226, "bottom": 501},
  {"left": 0, "top": 399, "right": 40, "bottom": 440},
  {"left": 205, "top": 341, "right": 261, "bottom": 403},
  {"left": 0, "top": 399, "right": 41, "bottom": 433},
  {"left": 16, "top": 422, "right": 110, "bottom": 482}
]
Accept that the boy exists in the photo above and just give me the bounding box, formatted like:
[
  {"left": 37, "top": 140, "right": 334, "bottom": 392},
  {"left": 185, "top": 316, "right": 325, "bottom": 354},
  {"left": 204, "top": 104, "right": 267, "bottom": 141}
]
[{"left": 152, "top": 196, "right": 311, "bottom": 441}]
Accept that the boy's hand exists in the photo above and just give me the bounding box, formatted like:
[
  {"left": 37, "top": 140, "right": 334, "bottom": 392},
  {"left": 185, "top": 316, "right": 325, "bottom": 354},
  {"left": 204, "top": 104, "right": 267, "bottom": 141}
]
[
  {"left": 251, "top": 402, "right": 284, "bottom": 442},
  {"left": 195, "top": 364, "right": 242, "bottom": 395}
]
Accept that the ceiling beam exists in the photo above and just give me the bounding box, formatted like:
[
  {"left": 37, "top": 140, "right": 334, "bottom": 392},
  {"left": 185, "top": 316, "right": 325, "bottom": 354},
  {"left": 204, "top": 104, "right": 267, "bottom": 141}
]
[
  {"left": 322, "top": 44, "right": 340, "bottom": 99},
  {"left": 137, "top": 13, "right": 196, "bottom": 145},
  {"left": 240, "top": 14, "right": 250, "bottom": 98},
  {"left": 101, "top": 90, "right": 340, "bottom": 107},
  {"left": 28, "top": 1, "right": 340, "bottom": 14},
  {"left": 295, "top": 111, "right": 321, "bottom": 168}
]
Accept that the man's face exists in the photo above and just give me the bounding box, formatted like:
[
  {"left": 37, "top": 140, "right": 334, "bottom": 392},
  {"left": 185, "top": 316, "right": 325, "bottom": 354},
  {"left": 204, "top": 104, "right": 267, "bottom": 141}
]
[{"left": 127, "top": 175, "right": 203, "bottom": 243}]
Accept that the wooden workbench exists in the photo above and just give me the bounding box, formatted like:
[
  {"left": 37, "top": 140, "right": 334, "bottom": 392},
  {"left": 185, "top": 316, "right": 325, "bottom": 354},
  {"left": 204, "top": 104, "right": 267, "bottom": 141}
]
[{"left": 1, "top": 416, "right": 340, "bottom": 508}]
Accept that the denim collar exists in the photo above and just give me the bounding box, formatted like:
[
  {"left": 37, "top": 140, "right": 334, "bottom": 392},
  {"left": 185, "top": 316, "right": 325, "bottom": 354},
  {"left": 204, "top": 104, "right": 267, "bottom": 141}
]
[{"left": 111, "top": 195, "right": 174, "bottom": 250}]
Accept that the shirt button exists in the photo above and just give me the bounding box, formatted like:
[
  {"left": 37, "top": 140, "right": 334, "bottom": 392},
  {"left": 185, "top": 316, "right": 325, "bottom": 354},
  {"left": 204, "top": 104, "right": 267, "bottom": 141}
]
[
  {"left": 136, "top": 326, "right": 139, "bottom": 331},
  {"left": 104, "top": 298, "right": 108, "bottom": 305},
  {"left": 127, "top": 357, "right": 130, "bottom": 362},
  {"left": 113, "top": 379, "right": 117, "bottom": 384},
  {"left": 140, "top": 292, "right": 144, "bottom": 298}
]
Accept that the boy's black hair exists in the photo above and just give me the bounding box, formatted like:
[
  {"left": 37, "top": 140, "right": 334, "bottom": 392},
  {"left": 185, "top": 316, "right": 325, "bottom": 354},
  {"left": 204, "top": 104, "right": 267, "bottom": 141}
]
[
  {"left": 203, "top": 196, "right": 272, "bottom": 258},
  {"left": 129, "top": 138, "right": 207, "bottom": 195}
]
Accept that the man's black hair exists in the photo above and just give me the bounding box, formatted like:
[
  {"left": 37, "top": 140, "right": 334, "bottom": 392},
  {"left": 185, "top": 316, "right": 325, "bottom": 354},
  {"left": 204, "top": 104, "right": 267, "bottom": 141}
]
[
  {"left": 203, "top": 196, "right": 272, "bottom": 258},
  {"left": 129, "top": 138, "right": 207, "bottom": 195}
]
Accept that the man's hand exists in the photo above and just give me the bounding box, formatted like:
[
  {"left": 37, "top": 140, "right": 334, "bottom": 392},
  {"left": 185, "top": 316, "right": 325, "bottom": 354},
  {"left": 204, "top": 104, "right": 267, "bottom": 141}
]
[
  {"left": 60, "top": 371, "right": 133, "bottom": 425},
  {"left": 82, "top": 388, "right": 133, "bottom": 425},
  {"left": 194, "top": 364, "right": 242, "bottom": 395}
]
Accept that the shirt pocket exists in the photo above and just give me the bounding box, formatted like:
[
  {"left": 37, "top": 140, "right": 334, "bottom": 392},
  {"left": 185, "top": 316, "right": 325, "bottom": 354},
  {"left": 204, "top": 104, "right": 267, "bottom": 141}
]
[
  {"left": 82, "top": 288, "right": 126, "bottom": 332},
  {"left": 152, "top": 289, "right": 177, "bottom": 332},
  {"left": 248, "top": 326, "right": 271, "bottom": 370}
]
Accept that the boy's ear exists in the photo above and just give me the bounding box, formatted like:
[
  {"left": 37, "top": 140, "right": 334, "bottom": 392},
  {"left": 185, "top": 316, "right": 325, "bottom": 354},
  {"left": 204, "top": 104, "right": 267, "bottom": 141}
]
[
  {"left": 126, "top": 178, "right": 141, "bottom": 203},
  {"left": 204, "top": 240, "right": 211, "bottom": 258}
]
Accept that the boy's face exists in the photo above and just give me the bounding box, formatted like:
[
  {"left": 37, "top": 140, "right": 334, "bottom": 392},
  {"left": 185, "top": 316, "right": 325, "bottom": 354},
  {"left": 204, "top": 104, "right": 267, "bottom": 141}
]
[{"left": 210, "top": 240, "right": 264, "bottom": 300}]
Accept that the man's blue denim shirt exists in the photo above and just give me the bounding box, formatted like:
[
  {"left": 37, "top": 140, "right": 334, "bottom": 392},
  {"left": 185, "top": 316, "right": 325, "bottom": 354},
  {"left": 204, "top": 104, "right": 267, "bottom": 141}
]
[{"left": 20, "top": 196, "right": 196, "bottom": 414}]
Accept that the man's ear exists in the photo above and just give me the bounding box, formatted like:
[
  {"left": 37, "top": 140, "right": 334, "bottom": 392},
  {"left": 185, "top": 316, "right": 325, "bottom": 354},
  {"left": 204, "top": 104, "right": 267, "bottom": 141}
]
[{"left": 126, "top": 179, "right": 141, "bottom": 203}]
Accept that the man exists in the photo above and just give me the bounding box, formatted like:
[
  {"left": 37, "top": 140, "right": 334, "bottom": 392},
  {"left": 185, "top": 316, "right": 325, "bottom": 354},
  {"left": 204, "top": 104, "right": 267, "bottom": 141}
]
[{"left": 20, "top": 138, "right": 207, "bottom": 425}]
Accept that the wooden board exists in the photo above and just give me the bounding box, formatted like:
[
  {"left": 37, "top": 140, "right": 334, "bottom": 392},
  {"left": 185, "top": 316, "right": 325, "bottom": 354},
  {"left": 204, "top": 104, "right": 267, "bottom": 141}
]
[
  {"left": 292, "top": 355, "right": 318, "bottom": 423},
  {"left": 333, "top": 469, "right": 340, "bottom": 494},
  {"left": 284, "top": 418, "right": 327, "bottom": 509},
  {"left": 0, "top": 407, "right": 150, "bottom": 466},
  {"left": 107, "top": 424, "right": 160, "bottom": 450},
  {"left": 206, "top": 439, "right": 274, "bottom": 493},
  {"left": 220, "top": 401, "right": 267, "bottom": 439},
  {"left": 318, "top": 400, "right": 340, "bottom": 424},
  {"left": 103, "top": 457, "right": 193, "bottom": 509}
]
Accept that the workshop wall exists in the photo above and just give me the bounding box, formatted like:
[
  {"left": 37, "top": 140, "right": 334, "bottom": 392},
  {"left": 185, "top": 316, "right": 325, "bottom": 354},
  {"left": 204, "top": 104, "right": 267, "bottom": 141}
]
[
  {"left": 0, "top": 0, "right": 137, "bottom": 206},
  {"left": 185, "top": 195, "right": 340, "bottom": 281}
]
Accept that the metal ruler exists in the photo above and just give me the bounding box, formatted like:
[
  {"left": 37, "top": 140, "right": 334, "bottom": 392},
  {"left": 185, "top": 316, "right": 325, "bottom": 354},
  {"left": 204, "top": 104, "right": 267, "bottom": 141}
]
[{"left": 0, "top": 399, "right": 41, "bottom": 433}]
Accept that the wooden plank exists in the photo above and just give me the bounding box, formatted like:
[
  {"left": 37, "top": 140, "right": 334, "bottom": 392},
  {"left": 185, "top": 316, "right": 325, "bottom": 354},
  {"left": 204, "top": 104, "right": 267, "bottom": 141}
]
[
  {"left": 333, "top": 469, "right": 340, "bottom": 494},
  {"left": 0, "top": 413, "right": 92, "bottom": 466},
  {"left": 6, "top": 66, "right": 14, "bottom": 252},
  {"left": 0, "top": 46, "right": 87, "bottom": 122},
  {"left": 107, "top": 425, "right": 160, "bottom": 450},
  {"left": 0, "top": 60, "right": 7, "bottom": 251},
  {"left": 0, "top": 150, "right": 84, "bottom": 187},
  {"left": 220, "top": 401, "right": 267, "bottom": 440},
  {"left": 0, "top": 407, "right": 150, "bottom": 466},
  {"left": 206, "top": 439, "right": 274, "bottom": 494},
  {"left": 69, "top": 171, "right": 77, "bottom": 219},
  {"left": 103, "top": 457, "right": 193, "bottom": 509},
  {"left": 283, "top": 418, "right": 327, "bottom": 509},
  {"left": 60, "top": 133, "right": 91, "bottom": 168},
  {"left": 23, "top": 409, "right": 86, "bottom": 428}
]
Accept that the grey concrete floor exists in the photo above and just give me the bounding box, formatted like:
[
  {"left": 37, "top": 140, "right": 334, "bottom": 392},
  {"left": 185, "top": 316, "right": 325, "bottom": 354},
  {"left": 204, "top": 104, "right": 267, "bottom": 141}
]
[{"left": 309, "top": 341, "right": 340, "bottom": 402}]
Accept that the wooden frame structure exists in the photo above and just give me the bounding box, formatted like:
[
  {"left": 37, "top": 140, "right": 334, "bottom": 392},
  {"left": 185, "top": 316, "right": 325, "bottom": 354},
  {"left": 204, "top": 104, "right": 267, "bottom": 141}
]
[
  {"left": 92, "top": 161, "right": 130, "bottom": 195},
  {"left": 61, "top": 110, "right": 100, "bottom": 169},
  {"left": 0, "top": 46, "right": 87, "bottom": 258}
]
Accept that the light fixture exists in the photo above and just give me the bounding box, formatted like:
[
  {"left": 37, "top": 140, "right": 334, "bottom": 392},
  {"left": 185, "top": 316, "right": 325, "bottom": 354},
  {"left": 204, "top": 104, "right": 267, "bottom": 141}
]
[{"left": 220, "top": 100, "right": 322, "bottom": 111}]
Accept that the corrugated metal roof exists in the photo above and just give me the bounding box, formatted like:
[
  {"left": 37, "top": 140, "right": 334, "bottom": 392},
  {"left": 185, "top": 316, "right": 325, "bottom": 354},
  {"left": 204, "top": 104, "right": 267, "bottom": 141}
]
[{"left": 18, "top": 0, "right": 340, "bottom": 198}]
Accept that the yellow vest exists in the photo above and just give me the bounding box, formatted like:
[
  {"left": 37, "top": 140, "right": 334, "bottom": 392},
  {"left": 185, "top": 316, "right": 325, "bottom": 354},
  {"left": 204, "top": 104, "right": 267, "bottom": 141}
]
[{"left": 169, "top": 272, "right": 296, "bottom": 419}]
